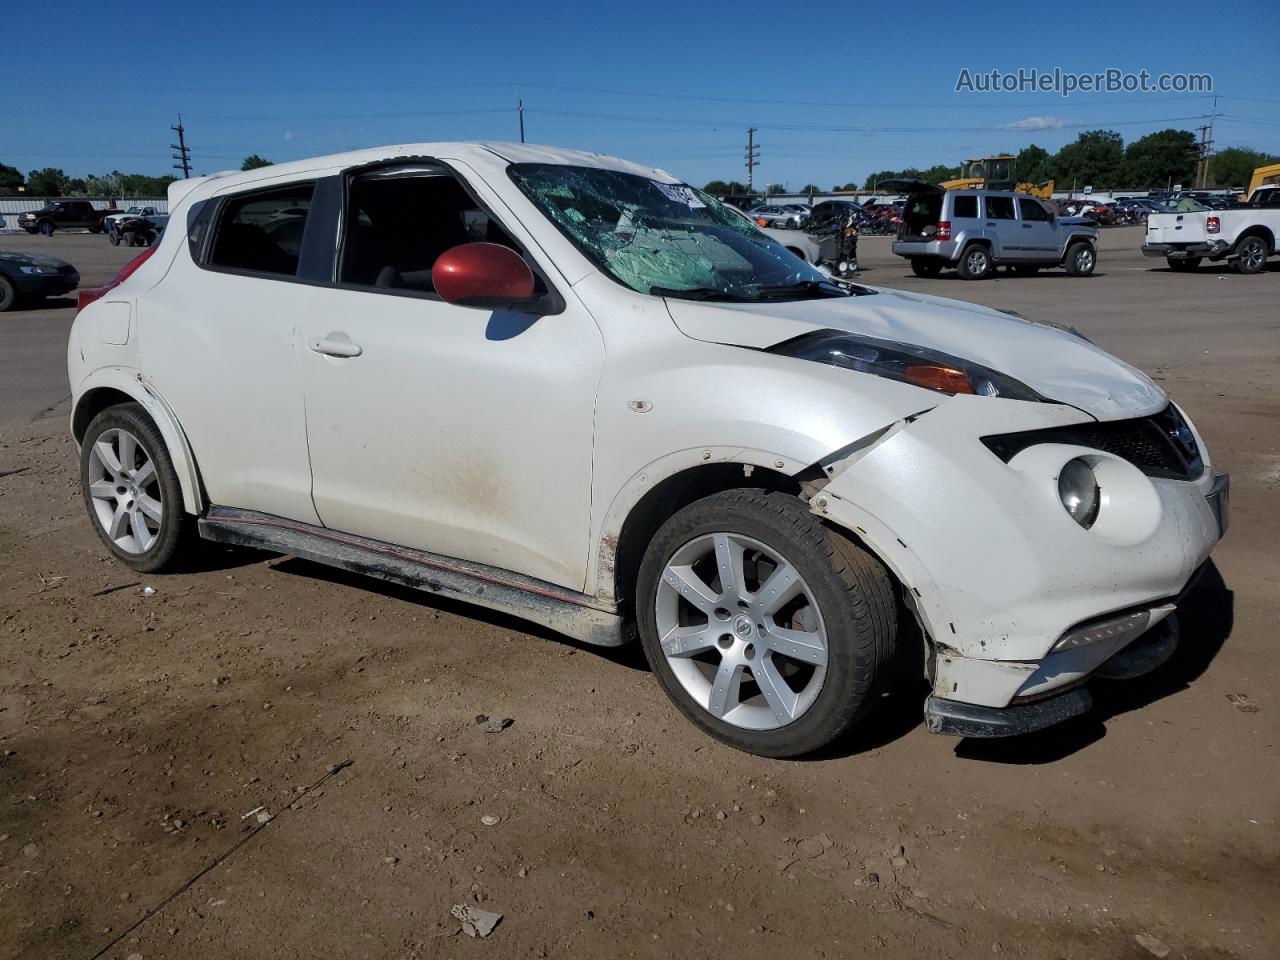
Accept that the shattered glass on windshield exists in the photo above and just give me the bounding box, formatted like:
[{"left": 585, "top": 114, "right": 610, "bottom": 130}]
[{"left": 509, "top": 164, "right": 842, "bottom": 302}]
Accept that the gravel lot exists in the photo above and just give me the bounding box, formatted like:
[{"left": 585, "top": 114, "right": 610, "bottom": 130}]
[{"left": 1, "top": 228, "right": 1277, "bottom": 959}]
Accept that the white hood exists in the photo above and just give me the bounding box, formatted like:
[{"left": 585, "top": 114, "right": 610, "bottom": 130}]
[{"left": 665, "top": 285, "right": 1166, "bottom": 421}]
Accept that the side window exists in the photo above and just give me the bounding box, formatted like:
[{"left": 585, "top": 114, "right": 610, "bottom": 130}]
[
  {"left": 208, "top": 183, "right": 315, "bottom": 277},
  {"left": 951, "top": 195, "right": 978, "bottom": 219},
  {"left": 1018, "top": 198, "right": 1050, "bottom": 222},
  {"left": 339, "top": 165, "right": 532, "bottom": 297},
  {"left": 985, "top": 196, "right": 1016, "bottom": 220}
]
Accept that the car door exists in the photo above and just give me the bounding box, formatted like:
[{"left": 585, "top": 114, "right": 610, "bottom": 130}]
[
  {"left": 983, "top": 194, "right": 1021, "bottom": 258},
  {"left": 298, "top": 161, "right": 605, "bottom": 591},
  {"left": 140, "top": 178, "right": 325, "bottom": 525},
  {"left": 1017, "top": 197, "right": 1057, "bottom": 259}
]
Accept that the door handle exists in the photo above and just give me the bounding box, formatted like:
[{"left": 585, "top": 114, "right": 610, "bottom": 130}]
[{"left": 308, "top": 335, "right": 362, "bottom": 358}]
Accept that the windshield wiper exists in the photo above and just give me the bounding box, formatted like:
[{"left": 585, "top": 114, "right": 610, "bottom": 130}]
[
  {"left": 649, "top": 286, "right": 753, "bottom": 302},
  {"left": 753, "top": 280, "right": 850, "bottom": 300}
]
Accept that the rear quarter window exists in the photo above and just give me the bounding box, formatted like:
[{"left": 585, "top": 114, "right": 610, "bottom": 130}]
[
  {"left": 207, "top": 183, "right": 316, "bottom": 278},
  {"left": 951, "top": 195, "right": 978, "bottom": 219}
]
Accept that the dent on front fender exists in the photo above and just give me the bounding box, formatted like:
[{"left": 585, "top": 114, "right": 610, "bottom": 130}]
[{"left": 810, "top": 395, "right": 1108, "bottom": 661}]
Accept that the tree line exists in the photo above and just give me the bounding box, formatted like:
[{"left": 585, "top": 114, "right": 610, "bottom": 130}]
[
  {"left": 0, "top": 156, "right": 276, "bottom": 197},
  {"left": 705, "top": 130, "right": 1276, "bottom": 195}
]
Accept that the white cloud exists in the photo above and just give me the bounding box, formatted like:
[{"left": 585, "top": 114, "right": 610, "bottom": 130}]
[
  {"left": 1004, "top": 115, "right": 1064, "bottom": 131},
  {"left": 283, "top": 130, "right": 296, "bottom": 141}
]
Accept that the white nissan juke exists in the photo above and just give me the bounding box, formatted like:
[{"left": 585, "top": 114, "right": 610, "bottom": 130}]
[{"left": 67, "top": 143, "right": 1228, "bottom": 757}]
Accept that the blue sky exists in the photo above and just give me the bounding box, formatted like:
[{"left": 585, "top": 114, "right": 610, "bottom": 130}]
[{"left": 4, "top": 0, "right": 1277, "bottom": 188}]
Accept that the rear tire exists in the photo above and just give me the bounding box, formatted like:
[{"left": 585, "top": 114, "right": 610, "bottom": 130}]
[
  {"left": 910, "top": 259, "right": 943, "bottom": 278},
  {"left": 79, "top": 403, "right": 196, "bottom": 573},
  {"left": 636, "top": 489, "right": 897, "bottom": 758},
  {"left": 1233, "top": 236, "right": 1268, "bottom": 274},
  {"left": 1167, "top": 257, "right": 1201, "bottom": 272},
  {"left": 957, "top": 244, "right": 992, "bottom": 280},
  {"left": 1065, "top": 241, "right": 1096, "bottom": 276},
  {"left": 0, "top": 276, "right": 17, "bottom": 313}
]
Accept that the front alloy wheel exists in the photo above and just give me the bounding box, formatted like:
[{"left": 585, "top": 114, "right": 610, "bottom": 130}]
[
  {"left": 637, "top": 490, "right": 897, "bottom": 757},
  {"left": 655, "top": 532, "right": 829, "bottom": 730}
]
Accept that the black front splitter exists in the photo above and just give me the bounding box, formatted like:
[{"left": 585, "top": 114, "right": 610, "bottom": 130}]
[{"left": 924, "top": 686, "right": 1092, "bottom": 738}]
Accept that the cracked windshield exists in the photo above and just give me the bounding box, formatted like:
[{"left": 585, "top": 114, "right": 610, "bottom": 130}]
[{"left": 509, "top": 164, "right": 843, "bottom": 301}]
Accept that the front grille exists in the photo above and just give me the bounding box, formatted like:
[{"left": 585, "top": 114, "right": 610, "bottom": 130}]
[{"left": 982, "top": 404, "right": 1203, "bottom": 481}]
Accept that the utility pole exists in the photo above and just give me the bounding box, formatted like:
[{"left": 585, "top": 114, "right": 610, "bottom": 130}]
[
  {"left": 518, "top": 98, "right": 525, "bottom": 144},
  {"left": 745, "top": 127, "right": 760, "bottom": 193},
  {"left": 170, "top": 115, "right": 192, "bottom": 179},
  {"left": 1195, "top": 95, "right": 1218, "bottom": 189}
]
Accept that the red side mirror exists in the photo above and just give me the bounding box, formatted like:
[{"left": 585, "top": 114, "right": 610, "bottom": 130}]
[{"left": 433, "top": 242, "right": 537, "bottom": 309}]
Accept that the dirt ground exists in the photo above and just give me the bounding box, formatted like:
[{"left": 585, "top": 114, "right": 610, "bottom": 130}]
[{"left": 1, "top": 229, "right": 1277, "bottom": 960}]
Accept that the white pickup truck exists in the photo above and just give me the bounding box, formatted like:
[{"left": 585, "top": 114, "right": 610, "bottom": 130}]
[{"left": 1143, "top": 187, "right": 1280, "bottom": 274}]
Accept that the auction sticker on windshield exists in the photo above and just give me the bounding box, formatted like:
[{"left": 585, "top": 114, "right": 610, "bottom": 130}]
[{"left": 653, "top": 182, "right": 705, "bottom": 207}]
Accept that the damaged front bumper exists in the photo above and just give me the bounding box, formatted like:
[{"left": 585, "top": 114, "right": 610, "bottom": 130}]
[{"left": 810, "top": 395, "right": 1227, "bottom": 737}]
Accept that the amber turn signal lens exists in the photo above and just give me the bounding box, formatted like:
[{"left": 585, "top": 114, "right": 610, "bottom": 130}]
[{"left": 904, "top": 364, "right": 975, "bottom": 394}]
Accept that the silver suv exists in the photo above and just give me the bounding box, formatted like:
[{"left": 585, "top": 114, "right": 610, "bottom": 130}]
[{"left": 888, "top": 180, "right": 1099, "bottom": 280}]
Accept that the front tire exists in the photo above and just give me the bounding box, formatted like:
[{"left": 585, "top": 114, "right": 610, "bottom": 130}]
[
  {"left": 636, "top": 490, "right": 897, "bottom": 758},
  {"left": 957, "top": 244, "right": 992, "bottom": 280},
  {"left": 80, "top": 403, "right": 195, "bottom": 573},
  {"left": 1065, "top": 241, "right": 1096, "bottom": 276}
]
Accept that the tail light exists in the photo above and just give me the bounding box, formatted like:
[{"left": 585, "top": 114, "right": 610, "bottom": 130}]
[
  {"left": 1206, "top": 216, "right": 1220, "bottom": 234},
  {"left": 77, "top": 245, "right": 158, "bottom": 313},
  {"left": 936, "top": 221, "right": 952, "bottom": 240}
]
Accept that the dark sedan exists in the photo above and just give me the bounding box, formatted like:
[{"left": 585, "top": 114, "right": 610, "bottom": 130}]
[{"left": 0, "top": 250, "right": 80, "bottom": 312}]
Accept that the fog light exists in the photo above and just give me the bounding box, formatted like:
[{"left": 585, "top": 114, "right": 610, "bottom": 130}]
[{"left": 1058, "top": 458, "right": 1100, "bottom": 528}]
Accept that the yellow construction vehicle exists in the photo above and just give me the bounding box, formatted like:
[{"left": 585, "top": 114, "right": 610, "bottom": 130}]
[
  {"left": 940, "top": 155, "right": 1055, "bottom": 199},
  {"left": 1242, "top": 162, "right": 1280, "bottom": 202}
]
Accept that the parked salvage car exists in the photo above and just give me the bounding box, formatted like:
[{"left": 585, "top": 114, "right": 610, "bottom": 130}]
[
  {"left": 18, "top": 199, "right": 114, "bottom": 236},
  {"left": 890, "top": 180, "right": 1099, "bottom": 279},
  {"left": 747, "top": 204, "right": 803, "bottom": 228},
  {"left": 68, "top": 143, "right": 1227, "bottom": 757},
  {"left": 0, "top": 250, "right": 80, "bottom": 311},
  {"left": 1143, "top": 192, "right": 1280, "bottom": 273}
]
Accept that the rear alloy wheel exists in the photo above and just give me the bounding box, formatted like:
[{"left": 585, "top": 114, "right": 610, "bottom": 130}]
[
  {"left": 1233, "top": 236, "right": 1268, "bottom": 274},
  {"left": 637, "top": 490, "right": 896, "bottom": 757},
  {"left": 80, "top": 403, "right": 194, "bottom": 572},
  {"left": 1167, "top": 257, "right": 1201, "bottom": 272},
  {"left": 1065, "top": 241, "right": 1096, "bottom": 277},
  {"left": 910, "top": 259, "right": 943, "bottom": 278},
  {"left": 0, "top": 276, "right": 16, "bottom": 313},
  {"left": 957, "top": 245, "right": 992, "bottom": 280}
]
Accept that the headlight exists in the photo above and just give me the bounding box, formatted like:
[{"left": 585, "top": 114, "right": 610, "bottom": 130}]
[
  {"left": 19, "top": 265, "right": 58, "bottom": 275},
  {"left": 770, "top": 330, "right": 1043, "bottom": 401},
  {"left": 1058, "top": 458, "right": 1100, "bottom": 528}
]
